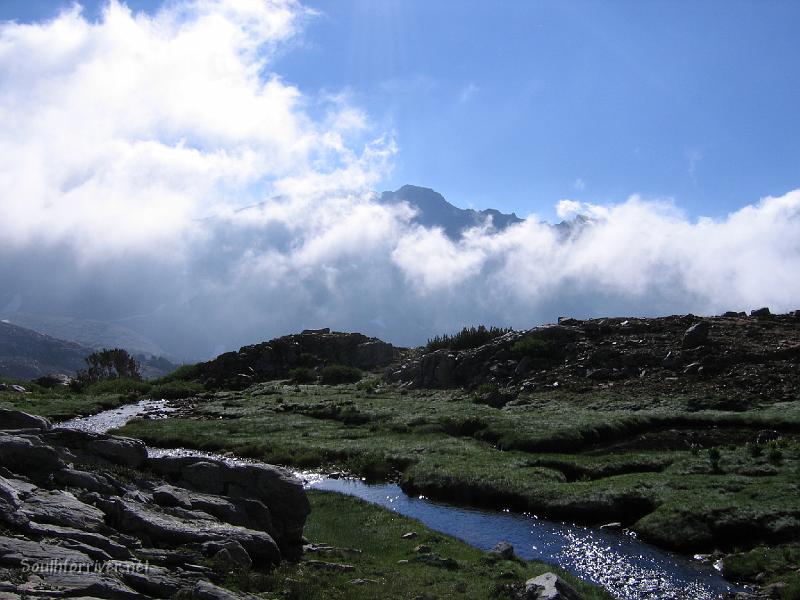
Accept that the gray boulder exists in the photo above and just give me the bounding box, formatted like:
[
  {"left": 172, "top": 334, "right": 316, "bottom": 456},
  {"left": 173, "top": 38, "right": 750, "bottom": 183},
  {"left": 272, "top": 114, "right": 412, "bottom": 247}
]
[
  {"left": 203, "top": 540, "right": 253, "bottom": 571},
  {"left": 682, "top": 321, "right": 710, "bottom": 348},
  {"left": 42, "top": 428, "right": 147, "bottom": 468},
  {"left": 55, "top": 467, "right": 118, "bottom": 495},
  {"left": 152, "top": 484, "right": 193, "bottom": 509},
  {"left": 38, "top": 571, "right": 146, "bottom": 600},
  {"left": 0, "top": 409, "right": 51, "bottom": 431},
  {"left": 104, "top": 498, "right": 281, "bottom": 564},
  {"left": 148, "top": 457, "right": 309, "bottom": 560},
  {"left": 490, "top": 541, "right": 515, "bottom": 560},
  {"left": 193, "top": 580, "right": 254, "bottom": 600},
  {"left": 525, "top": 572, "right": 584, "bottom": 600},
  {"left": 26, "top": 521, "right": 132, "bottom": 560},
  {"left": 0, "top": 434, "right": 65, "bottom": 476},
  {"left": 19, "top": 488, "right": 107, "bottom": 532},
  {"left": 0, "top": 535, "right": 93, "bottom": 567}
]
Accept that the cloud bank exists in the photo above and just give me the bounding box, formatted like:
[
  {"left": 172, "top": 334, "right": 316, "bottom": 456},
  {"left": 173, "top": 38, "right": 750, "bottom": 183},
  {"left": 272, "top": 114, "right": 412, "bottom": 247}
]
[{"left": 1, "top": 1, "right": 799, "bottom": 359}]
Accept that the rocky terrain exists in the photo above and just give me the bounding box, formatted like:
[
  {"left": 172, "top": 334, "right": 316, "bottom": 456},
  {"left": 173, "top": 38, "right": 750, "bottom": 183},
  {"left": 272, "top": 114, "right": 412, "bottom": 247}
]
[
  {"left": 0, "top": 408, "right": 309, "bottom": 600},
  {"left": 187, "top": 329, "right": 397, "bottom": 389},
  {"left": 387, "top": 309, "right": 800, "bottom": 406}
]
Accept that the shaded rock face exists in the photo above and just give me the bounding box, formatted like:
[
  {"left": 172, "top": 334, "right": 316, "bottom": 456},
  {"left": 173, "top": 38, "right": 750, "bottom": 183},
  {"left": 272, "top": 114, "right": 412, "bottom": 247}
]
[
  {"left": 385, "top": 313, "right": 800, "bottom": 403},
  {"left": 193, "top": 330, "right": 397, "bottom": 389},
  {"left": 379, "top": 184, "right": 524, "bottom": 240},
  {"left": 147, "top": 456, "right": 309, "bottom": 560},
  {"left": 0, "top": 410, "right": 310, "bottom": 600}
]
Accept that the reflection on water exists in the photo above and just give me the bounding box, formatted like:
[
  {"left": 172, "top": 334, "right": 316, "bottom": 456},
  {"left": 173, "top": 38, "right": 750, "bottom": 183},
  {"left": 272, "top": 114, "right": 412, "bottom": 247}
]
[
  {"left": 308, "top": 478, "right": 738, "bottom": 600},
  {"left": 59, "top": 400, "right": 742, "bottom": 600}
]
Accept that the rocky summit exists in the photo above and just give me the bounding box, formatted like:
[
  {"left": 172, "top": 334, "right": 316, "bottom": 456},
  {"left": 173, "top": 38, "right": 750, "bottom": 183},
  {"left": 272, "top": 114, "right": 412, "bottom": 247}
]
[
  {"left": 190, "top": 329, "right": 397, "bottom": 389},
  {"left": 0, "top": 409, "right": 309, "bottom": 600}
]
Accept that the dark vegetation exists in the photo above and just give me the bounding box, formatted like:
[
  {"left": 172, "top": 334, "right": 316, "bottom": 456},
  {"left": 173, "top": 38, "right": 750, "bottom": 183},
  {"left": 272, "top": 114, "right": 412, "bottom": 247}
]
[
  {"left": 426, "top": 325, "right": 512, "bottom": 352},
  {"left": 320, "top": 364, "right": 362, "bottom": 384},
  {"left": 71, "top": 348, "right": 142, "bottom": 390}
]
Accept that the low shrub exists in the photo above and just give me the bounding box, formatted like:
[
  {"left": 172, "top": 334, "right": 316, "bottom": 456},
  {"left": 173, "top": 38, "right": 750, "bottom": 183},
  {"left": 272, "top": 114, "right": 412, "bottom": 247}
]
[
  {"left": 320, "top": 364, "right": 361, "bottom": 385},
  {"left": 82, "top": 378, "right": 152, "bottom": 396},
  {"left": 153, "top": 363, "right": 202, "bottom": 384},
  {"left": 511, "top": 336, "right": 553, "bottom": 359},
  {"left": 288, "top": 367, "right": 316, "bottom": 384},
  {"left": 356, "top": 376, "right": 381, "bottom": 393},
  {"left": 708, "top": 447, "right": 722, "bottom": 472},
  {"left": 149, "top": 381, "right": 205, "bottom": 400}
]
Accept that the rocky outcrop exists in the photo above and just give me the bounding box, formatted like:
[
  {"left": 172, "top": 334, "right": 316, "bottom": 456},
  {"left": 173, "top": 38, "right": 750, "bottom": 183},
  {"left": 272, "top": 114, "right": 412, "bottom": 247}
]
[
  {"left": 190, "top": 330, "right": 398, "bottom": 389},
  {"left": 385, "top": 313, "right": 800, "bottom": 403},
  {"left": 0, "top": 410, "right": 310, "bottom": 600}
]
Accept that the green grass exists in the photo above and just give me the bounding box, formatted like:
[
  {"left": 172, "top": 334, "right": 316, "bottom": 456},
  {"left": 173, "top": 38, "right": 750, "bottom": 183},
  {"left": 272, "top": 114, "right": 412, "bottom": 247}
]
[
  {"left": 0, "top": 372, "right": 205, "bottom": 421},
  {"left": 237, "top": 490, "right": 613, "bottom": 600},
  {"left": 0, "top": 382, "right": 129, "bottom": 421},
  {"left": 113, "top": 382, "right": 800, "bottom": 556},
  {"left": 723, "top": 546, "right": 800, "bottom": 600}
]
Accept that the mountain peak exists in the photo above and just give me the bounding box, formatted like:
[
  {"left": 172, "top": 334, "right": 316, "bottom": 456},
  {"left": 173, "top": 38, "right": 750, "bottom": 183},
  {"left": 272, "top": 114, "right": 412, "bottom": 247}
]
[{"left": 379, "top": 185, "right": 523, "bottom": 239}]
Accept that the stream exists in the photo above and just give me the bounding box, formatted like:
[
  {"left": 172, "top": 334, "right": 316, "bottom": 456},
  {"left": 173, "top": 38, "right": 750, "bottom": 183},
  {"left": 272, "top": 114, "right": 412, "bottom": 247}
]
[{"left": 57, "top": 400, "right": 743, "bottom": 600}]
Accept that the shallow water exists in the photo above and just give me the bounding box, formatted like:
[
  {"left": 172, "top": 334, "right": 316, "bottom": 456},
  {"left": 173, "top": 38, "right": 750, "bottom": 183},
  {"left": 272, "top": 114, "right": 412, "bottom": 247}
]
[{"left": 58, "top": 399, "right": 743, "bottom": 600}]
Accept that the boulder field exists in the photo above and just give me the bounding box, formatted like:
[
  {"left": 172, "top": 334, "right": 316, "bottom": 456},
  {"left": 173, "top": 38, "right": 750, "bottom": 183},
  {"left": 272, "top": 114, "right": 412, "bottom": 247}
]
[{"left": 0, "top": 409, "right": 309, "bottom": 600}]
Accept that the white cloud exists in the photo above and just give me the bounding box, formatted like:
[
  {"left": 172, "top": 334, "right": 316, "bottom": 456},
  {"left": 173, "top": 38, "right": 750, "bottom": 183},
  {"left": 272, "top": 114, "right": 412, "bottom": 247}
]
[
  {"left": 573, "top": 178, "right": 585, "bottom": 191},
  {"left": 1, "top": 1, "right": 799, "bottom": 359},
  {"left": 0, "top": 0, "right": 386, "bottom": 260}
]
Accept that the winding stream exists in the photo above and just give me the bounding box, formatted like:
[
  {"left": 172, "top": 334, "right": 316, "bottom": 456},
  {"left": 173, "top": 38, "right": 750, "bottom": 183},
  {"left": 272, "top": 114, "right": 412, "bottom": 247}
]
[{"left": 58, "top": 400, "right": 743, "bottom": 600}]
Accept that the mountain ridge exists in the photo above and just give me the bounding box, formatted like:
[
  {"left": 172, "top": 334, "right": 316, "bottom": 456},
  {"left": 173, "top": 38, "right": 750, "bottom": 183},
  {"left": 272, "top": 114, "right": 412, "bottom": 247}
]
[{"left": 379, "top": 184, "right": 524, "bottom": 238}]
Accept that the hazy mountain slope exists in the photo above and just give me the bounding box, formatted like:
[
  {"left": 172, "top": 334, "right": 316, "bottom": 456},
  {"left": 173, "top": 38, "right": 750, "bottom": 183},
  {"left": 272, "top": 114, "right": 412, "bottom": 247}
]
[
  {"left": 7, "top": 313, "right": 170, "bottom": 359},
  {"left": 0, "top": 320, "right": 178, "bottom": 381},
  {"left": 0, "top": 321, "right": 92, "bottom": 379},
  {"left": 379, "top": 185, "right": 524, "bottom": 238}
]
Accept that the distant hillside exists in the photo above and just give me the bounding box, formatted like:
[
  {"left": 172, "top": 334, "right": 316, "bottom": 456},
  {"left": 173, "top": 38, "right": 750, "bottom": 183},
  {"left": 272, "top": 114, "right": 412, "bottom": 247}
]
[
  {"left": 0, "top": 320, "right": 178, "bottom": 381},
  {"left": 6, "top": 313, "right": 170, "bottom": 359},
  {"left": 379, "top": 185, "right": 524, "bottom": 239},
  {"left": 0, "top": 321, "right": 92, "bottom": 380}
]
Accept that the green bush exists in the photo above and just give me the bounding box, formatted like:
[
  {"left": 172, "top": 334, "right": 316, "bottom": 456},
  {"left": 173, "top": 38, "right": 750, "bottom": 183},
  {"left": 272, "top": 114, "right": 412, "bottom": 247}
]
[
  {"left": 708, "top": 447, "right": 722, "bottom": 472},
  {"left": 511, "top": 336, "right": 552, "bottom": 359},
  {"left": 152, "top": 363, "right": 202, "bottom": 384},
  {"left": 767, "top": 443, "right": 784, "bottom": 465},
  {"left": 83, "top": 378, "right": 152, "bottom": 396},
  {"left": 288, "top": 367, "right": 316, "bottom": 384},
  {"left": 426, "top": 325, "right": 512, "bottom": 352},
  {"left": 320, "top": 364, "right": 361, "bottom": 385},
  {"left": 356, "top": 376, "right": 380, "bottom": 393},
  {"left": 149, "top": 381, "right": 205, "bottom": 400}
]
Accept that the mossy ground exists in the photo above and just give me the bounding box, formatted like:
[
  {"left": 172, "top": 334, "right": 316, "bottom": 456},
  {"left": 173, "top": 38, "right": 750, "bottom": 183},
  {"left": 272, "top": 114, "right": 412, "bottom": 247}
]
[
  {"left": 112, "top": 382, "right": 800, "bottom": 559},
  {"left": 0, "top": 376, "right": 203, "bottom": 421},
  {"left": 0, "top": 377, "right": 128, "bottom": 420}
]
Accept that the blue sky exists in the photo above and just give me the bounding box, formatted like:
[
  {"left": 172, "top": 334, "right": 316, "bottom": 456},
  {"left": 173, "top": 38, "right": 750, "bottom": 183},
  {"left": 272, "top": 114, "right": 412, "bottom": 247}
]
[
  {"left": 2, "top": 0, "right": 800, "bottom": 355},
  {"left": 3, "top": 0, "right": 799, "bottom": 221}
]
